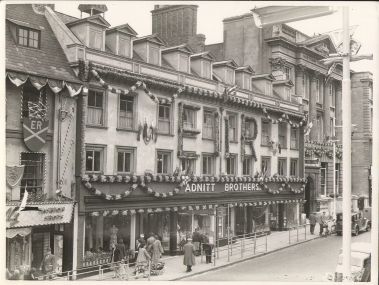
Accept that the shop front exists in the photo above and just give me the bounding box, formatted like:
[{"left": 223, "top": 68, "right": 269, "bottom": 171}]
[
  {"left": 78, "top": 174, "right": 306, "bottom": 267},
  {"left": 6, "top": 201, "right": 75, "bottom": 276}
]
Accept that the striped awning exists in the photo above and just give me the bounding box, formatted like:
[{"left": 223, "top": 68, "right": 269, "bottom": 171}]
[{"left": 6, "top": 202, "right": 75, "bottom": 229}]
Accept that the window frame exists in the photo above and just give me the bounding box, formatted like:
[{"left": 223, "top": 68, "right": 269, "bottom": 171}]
[
  {"left": 181, "top": 155, "right": 197, "bottom": 175},
  {"left": 202, "top": 153, "right": 215, "bottom": 176},
  {"left": 179, "top": 54, "right": 189, "bottom": 73},
  {"left": 20, "top": 152, "right": 45, "bottom": 200},
  {"left": 118, "top": 35, "right": 131, "bottom": 57},
  {"left": 228, "top": 113, "right": 238, "bottom": 142},
  {"left": 290, "top": 159, "right": 298, "bottom": 177},
  {"left": 89, "top": 27, "right": 103, "bottom": 50},
  {"left": 201, "top": 60, "right": 212, "bottom": 79},
  {"left": 290, "top": 127, "right": 299, "bottom": 150},
  {"left": 226, "top": 154, "right": 237, "bottom": 175},
  {"left": 148, "top": 44, "right": 160, "bottom": 65},
  {"left": 16, "top": 25, "right": 41, "bottom": 49},
  {"left": 278, "top": 122, "right": 287, "bottom": 149},
  {"left": 115, "top": 147, "right": 136, "bottom": 174},
  {"left": 85, "top": 145, "right": 105, "bottom": 174},
  {"left": 118, "top": 94, "right": 135, "bottom": 130},
  {"left": 183, "top": 107, "right": 197, "bottom": 130},
  {"left": 261, "top": 119, "right": 271, "bottom": 146},
  {"left": 202, "top": 110, "right": 215, "bottom": 140},
  {"left": 225, "top": 68, "right": 234, "bottom": 85},
  {"left": 87, "top": 89, "right": 106, "bottom": 127},
  {"left": 156, "top": 150, "right": 172, "bottom": 175},
  {"left": 242, "top": 156, "right": 253, "bottom": 176},
  {"left": 157, "top": 102, "right": 172, "bottom": 134},
  {"left": 278, "top": 158, "right": 287, "bottom": 176},
  {"left": 261, "top": 156, "right": 271, "bottom": 176}
]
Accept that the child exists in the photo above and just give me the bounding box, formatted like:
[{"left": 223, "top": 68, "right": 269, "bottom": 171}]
[{"left": 135, "top": 244, "right": 151, "bottom": 278}]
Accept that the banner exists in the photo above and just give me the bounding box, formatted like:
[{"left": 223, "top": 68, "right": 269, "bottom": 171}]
[{"left": 6, "top": 165, "right": 25, "bottom": 188}]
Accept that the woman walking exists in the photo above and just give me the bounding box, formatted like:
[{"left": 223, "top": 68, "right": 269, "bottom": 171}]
[{"left": 135, "top": 244, "right": 151, "bottom": 278}]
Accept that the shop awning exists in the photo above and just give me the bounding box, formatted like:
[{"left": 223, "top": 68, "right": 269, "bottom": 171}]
[
  {"left": 6, "top": 227, "right": 31, "bottom": 238},
  {"left": 6, "top": 71, "right": 82, "bottom": 97},
  {"left": 6, "top": 202, "right": 75, "bottom": 229}
]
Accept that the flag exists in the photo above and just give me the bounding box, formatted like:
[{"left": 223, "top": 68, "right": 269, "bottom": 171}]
[
  {"left": 28, "top": 101, "right": 47, "bottom": 120},
  {"left": 18, "top": 189, "right": 28, "bottom": 213},
  {"left": 304, "top": 121, "right": 313, "bottom": 136},
  {"left": 324, "top": 25, "right": 358, "bottom": 53},
  {"left": 325, "top": 62, "right": 338, "bottom": 84}
]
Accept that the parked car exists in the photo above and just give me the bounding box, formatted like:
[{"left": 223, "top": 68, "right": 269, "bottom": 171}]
[
  {"left": 328, "top": 242, "right": 371, "bottom": 282},
  {"left": 335, "top": 212, "right": 370, "bottom": 236}
]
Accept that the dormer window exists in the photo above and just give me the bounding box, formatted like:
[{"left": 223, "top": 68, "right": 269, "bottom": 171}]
[
  {"left": 148, "top": 45, "right": 160, "bottom": 65},
  {"left": 202, "top": 60, "right": 211, "bottom": 79},
  {"left": 119, "top": 36, "right": 131, "bottom": 57},
  {"left": 179, "top": 54, "right": 189, "bottom": 73},
  {"left": 89, "top": 27, "right": 103, "bottom": 50},
  {"left": 17, "top": 26, "right": 40, "bottom": 48},
  {"left": 226, "top": 68, "right": 234, "bottom": 85}
]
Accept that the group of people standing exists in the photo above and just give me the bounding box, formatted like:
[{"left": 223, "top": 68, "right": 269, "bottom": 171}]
[
  {"left": 134, "top": 233, "right": 164, "bottom": 276},
  {"left": 309, "top": 211, "right": 334, "bottom": 236}
]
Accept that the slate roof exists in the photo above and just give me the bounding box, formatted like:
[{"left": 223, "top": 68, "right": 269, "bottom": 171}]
[
  {"left": 204, "top": 43, "right": 224, "bottom": 62},
  {"left": 55, "top": 10, "right": 78, "bottom": 24},
  {"left": 6, "top": 4, "right": 81, "bottom": 84}
]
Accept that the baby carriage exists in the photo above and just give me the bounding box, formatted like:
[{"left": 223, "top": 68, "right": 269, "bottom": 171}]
[{"left": 150, "top": 262, "right": 165, "bottom": 276}]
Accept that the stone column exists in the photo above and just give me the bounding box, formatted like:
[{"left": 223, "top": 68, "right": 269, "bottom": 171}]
[
  {"left": 296, "top": 203, "right": 300, "bottom": 225},
  {"left": 309, "top": 71, "right": 318, "bottom": 141},
  {"left": 323, "top": 78, "right": 331, "bottom": 139},
  {"left": 130, "top": 213, "right": 136, "bottom": 250},
  {"left": 335, "top": 81, "right": 342, "bottom": 141},
  {"left": 265, "top": 207, "right": 270, "bottom": 231},
  {"left": 169, "top": 211, "right": 178, "bottom": 255}
]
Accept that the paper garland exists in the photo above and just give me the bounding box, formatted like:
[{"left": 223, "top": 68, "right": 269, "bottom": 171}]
[
  {"left": 262, "top": 108, "right": 307, "bottom": 128},
  {"left": 90, "top": 69, "right": 183, "bottom": 104}
]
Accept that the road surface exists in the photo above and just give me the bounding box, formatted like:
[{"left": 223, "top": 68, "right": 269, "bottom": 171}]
[{"left": 185, "top": 231, "right": 371, "bottom": 281}]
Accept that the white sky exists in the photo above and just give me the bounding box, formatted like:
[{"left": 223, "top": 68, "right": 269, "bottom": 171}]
[{"left": 54, "top": 1, "right": 377, "bottom": 73}]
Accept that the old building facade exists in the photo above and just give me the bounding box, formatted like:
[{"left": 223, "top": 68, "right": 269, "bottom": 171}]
[
  {"left": 204, "top": 12, "right": 346, "bottom": 217},
  {"left": 5, "top": 4, "right": 83, "bottom": 275},
  {"left": 43, "top": 4, "right": 307, "bottom": 270}
]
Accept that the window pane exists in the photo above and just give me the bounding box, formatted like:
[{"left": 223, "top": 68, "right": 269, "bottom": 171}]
[
  {"left": 124, "top": 152, "right": 131, "bottom": 172},
  {"left": 95, "top": 92, "right": 103, "bottom": 108},
  {"left": 88, "top": 91, "right": 96, "bottom": 106},
  {"left": 179, "top": 55, "right": 188, "bottom": 72},
  {"left": 86, "top": 151, "right": 93, "bottom": 171},
  {"left": 119, "top": 37, "right": 130, "bottom": 57},
  {"left": 117, "top": 152, "right": 124, "bottom": 172},
  {"left": 149, "top": 46, "right": 159, "bottom": 65},
  {"left": 93, "top": 151, "right": 101, "bottom": 172}
]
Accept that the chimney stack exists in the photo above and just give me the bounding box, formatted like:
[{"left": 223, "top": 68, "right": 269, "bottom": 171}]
[{"left": 151, "top": 4, "right": 205, "bottom": 52}]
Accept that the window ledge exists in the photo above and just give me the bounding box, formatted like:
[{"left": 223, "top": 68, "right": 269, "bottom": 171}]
[
  {"left": 229, "top": 140, "right": 238, "bottom": 144},
  {"left": 202, "top": 137, "right": 215, "bottom": 141},
  {"left": 183, "top": 128, "right": 201, "bottom": 135},
  {"left": 116, "top": 128, "right": 138, "bottom": 133},
  {"left": 157, "top": 132, "right": 174, "bottom": 137},
  {"left": 87, "top": 124, "right": 108, "bottom": 129}
]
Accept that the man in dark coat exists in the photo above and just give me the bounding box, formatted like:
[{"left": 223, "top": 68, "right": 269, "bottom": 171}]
[
  {"left": 309, "top": 213, "right": 317, "bottom": 235},
  {"left": 201, "top": 233, "right": 213, "bottom": 263},
  {"left": 116, "top": 238, "right": 127, "bottom": 261},
  {"left": 183, "top": 238, "right": 196, "bottom": 272}
]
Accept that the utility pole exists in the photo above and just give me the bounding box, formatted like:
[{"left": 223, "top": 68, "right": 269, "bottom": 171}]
[{"left": 341, "top": 6, "right": 352, "bottom": 280}]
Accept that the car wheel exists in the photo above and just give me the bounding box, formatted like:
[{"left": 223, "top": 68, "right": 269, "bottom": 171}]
[
  {"left": 354, "top": 226, "right": 359, "bottom": 236},
  {"left": 366, "top": 223, "right": 371, "bottom": 232}
]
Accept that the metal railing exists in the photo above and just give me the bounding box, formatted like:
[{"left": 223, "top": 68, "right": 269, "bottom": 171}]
[{"left": 288, "top": 224, "right": 308, "bottom": 244}]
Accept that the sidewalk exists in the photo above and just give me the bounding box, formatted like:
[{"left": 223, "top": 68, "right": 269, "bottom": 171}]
[{"left": 81, "top": 224, "right": 322, "bottom": 281}]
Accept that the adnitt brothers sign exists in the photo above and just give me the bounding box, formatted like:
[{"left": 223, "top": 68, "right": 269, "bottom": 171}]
[{"left": 185, "top": 182, "right": 262, "bottom": 193}]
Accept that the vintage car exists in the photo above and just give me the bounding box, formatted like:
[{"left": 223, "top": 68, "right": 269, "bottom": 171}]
[
  {"left": 335, "top": 212, "right": 370, "bottom": 236},
  {"left": 329, "top": 242, "right": 371, "bottom": 282}
]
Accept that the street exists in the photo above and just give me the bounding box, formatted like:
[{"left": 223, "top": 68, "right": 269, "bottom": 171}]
[{"left": 185, "top": 232, "right": 371, "bottom": 281}]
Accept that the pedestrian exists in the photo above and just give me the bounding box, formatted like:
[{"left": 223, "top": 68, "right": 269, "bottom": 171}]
[
  {"left": 135, "top": 243, "right": 151, "bottom": 277},
  {"left": 192, "top": 227, "right": 201, "bottom": 255},
  {"left": 110, "top": 243, "right": 122, "bottom": 278},
  {"left": 320, "top": 211, "right": 328, "bottom": 236},
  {"left": 183, "top": 238, "right": 196, "bottom": 272},
  {"left": 146, "top": 233, "right": 156, "bottom": 256},
  {"left": 201, "top": 233, "right": 212, "bottom": 263},
  {"left": 40, "top": 248, "right": 56, "bottom": 280},
  {"left": 309, "top": 213, "right": 316, "bottom": 235},
  {"left": 116, "top": 238, "right": 127, "bottom": 261},
  {"left": 151, "top": 234, "right": 164, "bottom": 265}
]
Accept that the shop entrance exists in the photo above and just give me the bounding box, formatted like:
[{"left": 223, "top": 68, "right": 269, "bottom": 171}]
[{"left": 305, "top": 176, "right": 313, "bottom": 217}]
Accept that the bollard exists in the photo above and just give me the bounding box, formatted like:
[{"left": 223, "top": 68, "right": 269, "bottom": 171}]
[
  {"left": 288, "top": 228, "right": 291, "bottom": 244},
  {"left": 227, "top": 237, "right": 230, "bottom": 262},
  {"left": 201, "top": 245, "right": 203, "bottom": 264},
  {"left": 240, "top": 235, "right": 243, "bottom": 258},
  {"left": 148, "top": 261, "right": 151, "bottom": 281},
  {"left": 265, "top": 233, "right": 268, "bottom": 252},
  {"left": 98, "top": 265, "right": 102, "bottom": 280},
  {"left": 217, "top": 239, "right": 219, "bottom": 259},
  {"left": 213, "top": 246, "right": 216, "bottom": 266},
  {"left": 304, "top": 224, "right": 307, "bottom": 240},
  {"left": 254, "top": 233, "right": 256, "bottom": 254},
  {"left": 297, "top": 226, "right": 299, "bottom": 242}
]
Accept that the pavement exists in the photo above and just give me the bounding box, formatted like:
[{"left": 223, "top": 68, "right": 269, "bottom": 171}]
[
  {"left": 186, "top": 230, "right": 371, "bottom": 281},
  {"left": 79, "top": 224, "right": 322, "bottom": 281}
]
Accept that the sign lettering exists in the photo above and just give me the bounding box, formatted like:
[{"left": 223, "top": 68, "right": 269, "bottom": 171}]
[{"left": 184, "top": 182, "right": 262, "bottom": 193}]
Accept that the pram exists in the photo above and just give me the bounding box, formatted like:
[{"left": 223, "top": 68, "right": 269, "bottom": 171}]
[{"left": 150, "top": 261, "right": 165, "bottom": 276}]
